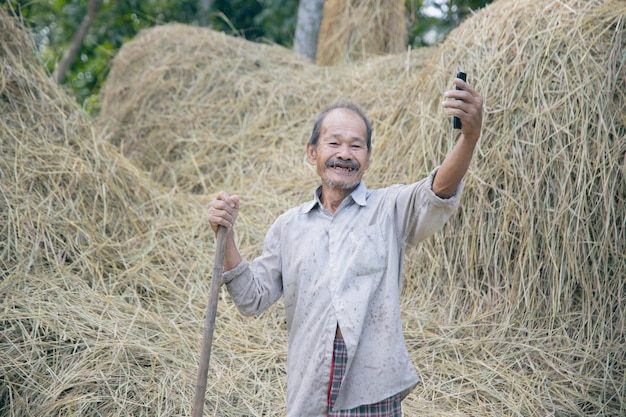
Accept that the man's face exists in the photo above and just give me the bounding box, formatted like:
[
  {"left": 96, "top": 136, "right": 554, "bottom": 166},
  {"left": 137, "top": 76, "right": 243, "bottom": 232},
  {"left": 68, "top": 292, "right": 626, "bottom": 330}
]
[{"left": 307, "top": 108, "right": 371, "bottom": 191}]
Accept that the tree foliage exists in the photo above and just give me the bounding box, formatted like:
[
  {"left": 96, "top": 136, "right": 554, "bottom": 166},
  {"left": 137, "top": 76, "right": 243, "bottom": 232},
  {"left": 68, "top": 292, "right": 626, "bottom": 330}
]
[
  {"left": 2, "top": 0, "right": 492, "bottom": 112},
  {"left": 407, "top": 0, "right": 493, "bottom": 46}
]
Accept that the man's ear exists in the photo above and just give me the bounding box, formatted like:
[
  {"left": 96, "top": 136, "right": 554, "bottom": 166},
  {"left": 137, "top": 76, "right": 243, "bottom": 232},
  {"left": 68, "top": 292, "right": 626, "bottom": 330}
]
[{"left": 306, "top": 143, "right": 317, "bottom": 164}]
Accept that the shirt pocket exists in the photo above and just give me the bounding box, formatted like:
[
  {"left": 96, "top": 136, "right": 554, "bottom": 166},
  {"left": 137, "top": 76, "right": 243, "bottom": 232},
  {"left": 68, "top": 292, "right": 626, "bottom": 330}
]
[{"left": 347, "top": 223, "right": 388, "bottom": 277}]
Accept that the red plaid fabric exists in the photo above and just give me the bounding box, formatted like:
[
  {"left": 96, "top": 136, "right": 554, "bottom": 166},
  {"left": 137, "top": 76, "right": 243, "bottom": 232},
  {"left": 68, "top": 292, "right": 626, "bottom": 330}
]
[{"left": 327, "top": 338, "right": 402, "bottom": 416}]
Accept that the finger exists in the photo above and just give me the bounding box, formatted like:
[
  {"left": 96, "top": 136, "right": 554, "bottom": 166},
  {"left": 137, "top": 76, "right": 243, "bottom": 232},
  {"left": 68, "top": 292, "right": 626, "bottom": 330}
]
[
  {"left": 210, "top": 192, "right": 235, "bottom": 211},
  {"left": 217, "top": 191, "right": 241, "bottom": 211},
  {"left": 207, "top": 208, "right": 236, "bottom": 230},
  {"left": 209, "top": 215, "right": 233, "bottom": 230},
  {"left": 453, "top": 77, "right": 478, "bottom": 92},
  {"left": 443, "top": 88, "right": 475, "bottom": 103},
  {"left": 443, "top": 104, "right": 481, "bottom": 131},
  {"left": 441, "top": 97, "right": 471, "bottom": 113},
  {"left": 207, "top": 193, "right": 239, "bottom": 229},
  {"left": 442, "top": 93, "right": 483, "bottom": 117},
  {"left": 446, "top": 80, "right": 481, "bottom": 102},
  {"left": 230, "top": 195, "right": 240, "bottom": 210},
  {"left": 453, "top": 77, "right": 467, "bottom": 90},
  {"left": 208, "top": 202, "right": 236, "bottom": 221},
  {"left": 454, "top": 77, "right": 481, "bottom": 94},
  {"left": 215, "top": 191, "right": 233, "bottom": 205}
]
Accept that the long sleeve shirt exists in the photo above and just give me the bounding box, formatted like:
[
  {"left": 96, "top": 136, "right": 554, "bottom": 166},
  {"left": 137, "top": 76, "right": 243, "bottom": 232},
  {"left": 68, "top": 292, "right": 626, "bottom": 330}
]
[{"left": 223, "top": 168, "right": 461, "bottom": 416}]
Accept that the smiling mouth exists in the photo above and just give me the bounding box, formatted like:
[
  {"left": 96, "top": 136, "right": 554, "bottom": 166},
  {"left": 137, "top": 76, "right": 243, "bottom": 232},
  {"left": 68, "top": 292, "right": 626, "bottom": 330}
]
[{"left": 326, "top": 159, "right": 359, "bottom": 172}]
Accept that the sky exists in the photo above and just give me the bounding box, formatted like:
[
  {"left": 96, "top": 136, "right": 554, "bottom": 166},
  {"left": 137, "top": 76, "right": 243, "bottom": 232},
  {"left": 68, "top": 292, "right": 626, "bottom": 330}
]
[{"left": 422, "top": 0, "right": 448, "bottom": 18}]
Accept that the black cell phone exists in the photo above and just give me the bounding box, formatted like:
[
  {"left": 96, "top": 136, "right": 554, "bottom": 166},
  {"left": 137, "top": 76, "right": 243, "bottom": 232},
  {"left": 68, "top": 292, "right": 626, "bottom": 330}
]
[{"left": 453, "top": 71, "right": 467, "bottom": 130}]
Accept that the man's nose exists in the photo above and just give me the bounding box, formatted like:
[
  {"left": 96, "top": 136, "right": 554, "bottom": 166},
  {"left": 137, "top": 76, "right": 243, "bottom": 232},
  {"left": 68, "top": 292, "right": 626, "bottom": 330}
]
[{"left": 336, "top": 144, "right": 352, "bottom": 159}]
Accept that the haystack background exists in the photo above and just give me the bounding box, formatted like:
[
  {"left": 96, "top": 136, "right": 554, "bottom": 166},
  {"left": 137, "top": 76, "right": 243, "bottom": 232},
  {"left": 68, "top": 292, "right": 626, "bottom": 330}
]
[
  {"left": 316, "top": 0, "right": 407, "bottom": 65},
  {"left": 2, "top": 0, "right": 625, "bottom": 416}
]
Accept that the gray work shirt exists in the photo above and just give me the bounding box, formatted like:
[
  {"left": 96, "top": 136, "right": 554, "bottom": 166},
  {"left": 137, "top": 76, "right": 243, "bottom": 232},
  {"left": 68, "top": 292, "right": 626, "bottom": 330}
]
[{"left": 223, "top": 168, "right": 461, "bottom": 416}]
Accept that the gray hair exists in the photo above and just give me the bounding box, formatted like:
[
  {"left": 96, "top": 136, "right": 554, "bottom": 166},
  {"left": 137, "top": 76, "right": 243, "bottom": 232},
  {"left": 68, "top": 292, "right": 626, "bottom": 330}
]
[{"left": 308, "top": 101, "right": 372, "bottom": 151}]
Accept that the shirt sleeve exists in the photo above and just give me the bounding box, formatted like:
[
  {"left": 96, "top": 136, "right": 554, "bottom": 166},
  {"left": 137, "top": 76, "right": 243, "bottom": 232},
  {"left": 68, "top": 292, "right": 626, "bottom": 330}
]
[
  {"left": 395, "top": 167, "right": 462, "bottom": 247},
  {"left": 223, "top": 219, "right": 284, "bottom": 316}
]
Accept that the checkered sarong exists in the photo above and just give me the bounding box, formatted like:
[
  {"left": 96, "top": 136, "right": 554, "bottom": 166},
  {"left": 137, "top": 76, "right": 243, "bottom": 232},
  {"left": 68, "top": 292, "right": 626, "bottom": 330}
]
[{"left": 327, "top": 338, "right": 402, "bottom": 416}]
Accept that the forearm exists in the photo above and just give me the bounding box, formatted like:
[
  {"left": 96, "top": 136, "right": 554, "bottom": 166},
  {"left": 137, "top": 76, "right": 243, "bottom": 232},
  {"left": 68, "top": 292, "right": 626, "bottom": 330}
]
[
  {"left": 224, "top": 260, "right": 281, "bottom": 316},
  {"left": 223, "top": 229, "right": 243, "bottom": 272},
  {"left": 223, "top": 221, "right": 284, "bottom": 316},
  {"left": 432, "top": 133, "right": 478, "bottom": 198}
]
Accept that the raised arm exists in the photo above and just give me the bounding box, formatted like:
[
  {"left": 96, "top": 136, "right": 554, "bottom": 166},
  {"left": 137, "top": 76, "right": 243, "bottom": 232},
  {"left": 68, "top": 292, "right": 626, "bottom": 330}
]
[
  {"left": 206, "top": 191, "right": 243, "bottom": 272},
  {"left": 434, "top": 77, "right": 484, "bottom": 198}
]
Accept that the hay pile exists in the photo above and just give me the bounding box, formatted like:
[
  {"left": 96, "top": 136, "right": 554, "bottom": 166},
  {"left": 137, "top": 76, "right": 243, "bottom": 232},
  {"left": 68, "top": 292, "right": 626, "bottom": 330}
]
[
  {"left": 316, "top": 0, "right": 407, "bottom": 65},
  {"left": 2, "top": 0, "right": 625, "bottom": 416},
  {"left": 0, "top": 11, "right": 215, "bottom": 416}
]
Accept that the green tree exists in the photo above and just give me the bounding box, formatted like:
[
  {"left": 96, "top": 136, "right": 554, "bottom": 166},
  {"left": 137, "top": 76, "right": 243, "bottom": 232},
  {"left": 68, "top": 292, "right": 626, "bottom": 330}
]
[{"left": 408, "top": 0, "right": 493, "bottom": 46}]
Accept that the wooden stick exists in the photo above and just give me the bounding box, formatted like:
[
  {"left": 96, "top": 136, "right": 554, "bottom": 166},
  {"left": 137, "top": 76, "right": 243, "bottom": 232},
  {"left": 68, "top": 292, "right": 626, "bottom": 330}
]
[{"left": 192, "top": 225, "right": 228, "bottom": 417}]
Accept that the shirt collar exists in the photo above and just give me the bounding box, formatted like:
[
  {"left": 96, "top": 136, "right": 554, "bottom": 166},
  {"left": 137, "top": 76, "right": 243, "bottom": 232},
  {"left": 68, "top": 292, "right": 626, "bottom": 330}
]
[{"left": 302, "top": 182, "right": 368, "bottom": 214}]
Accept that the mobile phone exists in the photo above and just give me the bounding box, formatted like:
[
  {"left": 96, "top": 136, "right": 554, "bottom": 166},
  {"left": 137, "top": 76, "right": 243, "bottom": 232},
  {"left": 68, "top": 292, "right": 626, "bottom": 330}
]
[{"left": 453, "top": 71, "right": 467, "bottom": 129}]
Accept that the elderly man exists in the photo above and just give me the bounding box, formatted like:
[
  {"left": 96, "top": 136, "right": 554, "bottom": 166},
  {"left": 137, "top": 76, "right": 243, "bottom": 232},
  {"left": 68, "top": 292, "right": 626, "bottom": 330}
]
[{"left": 207, "top": 76, "right": 483, "bottom": 416}]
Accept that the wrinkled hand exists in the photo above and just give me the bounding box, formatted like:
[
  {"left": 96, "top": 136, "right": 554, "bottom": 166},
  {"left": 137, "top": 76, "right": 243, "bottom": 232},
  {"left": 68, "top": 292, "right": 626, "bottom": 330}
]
[
  {"left": 442, "top": 77, "right": 484, "bottom": 142},
  {"left": 206, "top": 191, "right": 240, "bottom": 234}
]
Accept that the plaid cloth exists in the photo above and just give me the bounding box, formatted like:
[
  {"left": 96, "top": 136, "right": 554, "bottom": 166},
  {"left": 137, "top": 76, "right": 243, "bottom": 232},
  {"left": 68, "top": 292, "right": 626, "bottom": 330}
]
[{"left": 327, "top": 338, "right": 402, "bottom": 416}]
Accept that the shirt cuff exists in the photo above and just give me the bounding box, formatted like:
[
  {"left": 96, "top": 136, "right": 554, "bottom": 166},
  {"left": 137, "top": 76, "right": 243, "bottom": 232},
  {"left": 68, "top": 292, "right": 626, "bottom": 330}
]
[
  {"left": 428, "top": 166, "right": 463, "bottom": 201},
  {"left": 222, "top": 260, "right": 249, "bottom": 285}
]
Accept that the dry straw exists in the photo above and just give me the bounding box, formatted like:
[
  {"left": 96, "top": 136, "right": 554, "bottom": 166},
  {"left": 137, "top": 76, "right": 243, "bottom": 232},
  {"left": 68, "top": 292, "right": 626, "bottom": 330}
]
[
  {"left": 316, "top": 0, "right": 407, "bottom": 65},
  {"left": 2, "top": 0, "right": 625, "bottom": 416}
]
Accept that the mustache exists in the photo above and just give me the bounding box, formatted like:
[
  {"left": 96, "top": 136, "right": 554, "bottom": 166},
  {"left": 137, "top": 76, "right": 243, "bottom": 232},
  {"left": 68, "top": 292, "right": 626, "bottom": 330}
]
[{"left": 325, "top": 158, "right": 360, "bottom": 171}]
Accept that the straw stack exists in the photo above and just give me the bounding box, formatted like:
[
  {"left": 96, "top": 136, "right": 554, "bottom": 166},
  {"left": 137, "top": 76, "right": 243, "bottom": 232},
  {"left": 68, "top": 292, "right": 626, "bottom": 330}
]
[
  {"left": 0, "top": 9, "right": 216, "bottom": 416},
  {"left": 2, "top": 0, "right": 625, "bottom": 416},
  {"left": 316, "top": 0, "right": 407, "bottom": 65}
]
